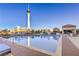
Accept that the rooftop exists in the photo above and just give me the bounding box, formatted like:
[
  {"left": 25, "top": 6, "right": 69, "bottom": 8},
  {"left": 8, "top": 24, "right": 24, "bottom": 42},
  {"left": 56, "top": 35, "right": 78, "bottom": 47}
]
[{"left": 62, "top": 24, "right": 76, "bottom": 28}]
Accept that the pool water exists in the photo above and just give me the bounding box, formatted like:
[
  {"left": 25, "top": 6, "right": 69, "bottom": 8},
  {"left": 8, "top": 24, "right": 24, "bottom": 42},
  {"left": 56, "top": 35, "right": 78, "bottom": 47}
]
[{"left": 8, "top": 35, "right": 60, "bottom": 52}]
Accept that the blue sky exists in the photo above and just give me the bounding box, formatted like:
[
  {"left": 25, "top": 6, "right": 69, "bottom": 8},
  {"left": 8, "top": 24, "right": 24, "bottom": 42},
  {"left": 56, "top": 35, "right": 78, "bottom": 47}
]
[{"left": 0, "top": 3, "right": 79, "bottom": 29}]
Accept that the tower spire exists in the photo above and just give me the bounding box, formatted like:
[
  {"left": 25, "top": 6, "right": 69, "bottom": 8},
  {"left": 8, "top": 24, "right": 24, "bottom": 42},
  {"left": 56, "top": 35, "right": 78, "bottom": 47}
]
[
  {"left": 27, "top": 3, "right": 31, "bottom": 34},
  {"left": 28, "top": 3, "right": 30, "bottom": 9}
]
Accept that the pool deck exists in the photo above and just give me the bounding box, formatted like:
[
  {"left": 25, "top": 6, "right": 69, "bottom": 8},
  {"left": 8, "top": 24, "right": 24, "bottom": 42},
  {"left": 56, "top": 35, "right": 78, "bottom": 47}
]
[
  {"left": 62, "top": 35, "right": 79, "bottom": 56},
  {"left": 68, "top": 36, "right": 79, "bottom": 49},
  {"left": 0, "top": 37, "right": 50, "bottom": 56}
]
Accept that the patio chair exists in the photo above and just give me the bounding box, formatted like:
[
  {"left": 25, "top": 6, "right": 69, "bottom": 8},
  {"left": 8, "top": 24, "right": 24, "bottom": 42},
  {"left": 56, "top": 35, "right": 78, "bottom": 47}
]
[{"left": 0, "top": 44, "right": 11, "bottom": 56}]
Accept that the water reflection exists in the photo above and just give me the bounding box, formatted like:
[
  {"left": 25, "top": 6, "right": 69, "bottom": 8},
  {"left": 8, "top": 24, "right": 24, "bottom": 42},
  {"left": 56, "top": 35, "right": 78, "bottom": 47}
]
[
  {"left": 8, "top": 34, "right": 60, "bottom": 52},
  {"left": 27, "top": 36, "right": 31, "bottom": 47},
  {"left": 17, "top": 36, "right": 20, "bottom": 45},
  {"left": 30, "top": 35, "right": 60, "bottom": 40}
]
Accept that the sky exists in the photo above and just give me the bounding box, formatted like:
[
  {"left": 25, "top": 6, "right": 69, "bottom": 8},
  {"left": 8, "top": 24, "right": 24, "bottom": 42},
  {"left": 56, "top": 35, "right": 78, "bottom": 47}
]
[{"left": 0, "top": 3, "right": 79, "bottom": 29}]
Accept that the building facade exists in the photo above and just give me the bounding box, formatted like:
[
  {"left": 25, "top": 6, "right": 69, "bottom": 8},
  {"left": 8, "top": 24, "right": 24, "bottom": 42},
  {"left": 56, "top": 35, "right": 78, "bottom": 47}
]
[{"left": 62, "top": 24, "right": 76, "bottom": 34}]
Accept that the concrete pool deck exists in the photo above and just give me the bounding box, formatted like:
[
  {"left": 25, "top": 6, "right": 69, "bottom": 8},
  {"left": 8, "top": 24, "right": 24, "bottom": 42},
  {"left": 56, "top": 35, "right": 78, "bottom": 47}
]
[
  {"left": 0, "top": 37, "right": 50, "bottom": 56},
  {"left": 62, "top": 35, "right": 79, "bottom": 56},
  {"left": 68, "top": 36, "right": 79, "bottom": 49}
]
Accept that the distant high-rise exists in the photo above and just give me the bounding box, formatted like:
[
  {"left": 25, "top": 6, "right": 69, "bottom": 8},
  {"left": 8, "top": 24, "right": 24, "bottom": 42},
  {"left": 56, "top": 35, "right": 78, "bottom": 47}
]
[{"left": 27, "top": 3, "right": 31, "bottom": 33}]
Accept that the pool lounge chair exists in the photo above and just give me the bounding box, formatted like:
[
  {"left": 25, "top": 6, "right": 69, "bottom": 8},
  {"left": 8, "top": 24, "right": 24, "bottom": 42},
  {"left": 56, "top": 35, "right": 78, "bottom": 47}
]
[{"left": 0, "top": 44, "right": 11, "bottom": 56}]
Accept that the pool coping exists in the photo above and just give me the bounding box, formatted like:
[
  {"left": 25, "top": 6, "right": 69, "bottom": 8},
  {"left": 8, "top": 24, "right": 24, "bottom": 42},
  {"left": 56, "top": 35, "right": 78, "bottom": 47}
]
[{"left": 55, "top": 35, "right": 62, "bottom": 56}]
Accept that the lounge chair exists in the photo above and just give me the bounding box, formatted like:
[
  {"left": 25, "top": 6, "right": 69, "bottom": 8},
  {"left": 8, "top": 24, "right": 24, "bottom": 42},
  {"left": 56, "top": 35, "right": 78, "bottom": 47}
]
[{"left": 0, "top": 44, "right": 11, "bottom": 56}]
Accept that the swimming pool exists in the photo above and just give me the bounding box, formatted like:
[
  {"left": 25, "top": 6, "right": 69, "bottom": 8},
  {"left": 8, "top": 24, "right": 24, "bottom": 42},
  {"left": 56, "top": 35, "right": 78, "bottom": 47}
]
[{"left": 8, "top": 35, "right": 60, "bottom": 53}]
